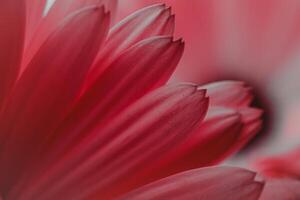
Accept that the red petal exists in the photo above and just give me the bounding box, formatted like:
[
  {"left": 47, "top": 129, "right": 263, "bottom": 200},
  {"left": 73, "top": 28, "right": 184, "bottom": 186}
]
[
  {"left": 259, "top": 178, "right": 300, "bottom": 200},
  {"left": 14, "top": 84, "right": 208, "bottom": 200},
  {"left": 23, "top": 0, "right": 116, "bottom": 70},
  {"left": 120, "top": 166, "right": 264, "bottom": 200},
  {"left": 0, "top": 0, "right": 25, "bottom": 107},
  {"left": 85, "top": 4, "right": 175, "bottom": 87},
  {"left": 0, "top": 6, "right": 109, "bottom": 193}
]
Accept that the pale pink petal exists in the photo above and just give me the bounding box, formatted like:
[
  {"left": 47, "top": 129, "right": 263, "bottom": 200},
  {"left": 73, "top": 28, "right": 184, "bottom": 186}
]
[
  {"left": 256, "top": 148, "right": 300, "bottom": 178},
  {"left": 119, "top": 166, "right": 264, "bottom": 200},
  {"left": 0, "top": 0, "right": 25, "bottom": 107},
  {"left": 85, "top": 4, "right": 175, "bottom": 87},
  {"left": 14, "top": 84, "right": 208, "bottom": 200},
  {"left": 0, "top": 6, "right": 110, "bottom": 193},
  {"left": 259, "top": 178, "right": 300, "bottom": 200}
]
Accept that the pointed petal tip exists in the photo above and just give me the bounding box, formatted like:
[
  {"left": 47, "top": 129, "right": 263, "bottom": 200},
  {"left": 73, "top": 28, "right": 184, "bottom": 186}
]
[
  {"left": 164, "top": 5, "right": 172, "bottom": 13},
  {"left": 240, "top": 107, "right": 264, "bottom": 123},
  {"left": 174, "top": 37, "right": 184, "bottom": 45},
  {"left": 139, "top": 3, "right": 168, "bottom": 12}
]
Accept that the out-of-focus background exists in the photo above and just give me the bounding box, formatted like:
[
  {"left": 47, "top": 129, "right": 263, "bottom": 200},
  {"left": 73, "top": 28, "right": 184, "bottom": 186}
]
[{"left": 47, "top": 0, "right": 300, "bottom": 168}]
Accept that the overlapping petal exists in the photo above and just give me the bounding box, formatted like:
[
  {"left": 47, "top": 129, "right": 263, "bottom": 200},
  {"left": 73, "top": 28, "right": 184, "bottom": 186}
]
[
  {"left": 203, "top": 81, "right": 263, "bottom": 154},
  {"left": 37, "top": 36, "right": 184, "bottom": 169},
  {"left": 0, "top": 1, "right": 268, "bottom": 200},
  {"left": 12, "top": 84, "right": 208, "bottom": 200},
  {"left": 86, "top": 3, "right": 175, "bottom": 87}
]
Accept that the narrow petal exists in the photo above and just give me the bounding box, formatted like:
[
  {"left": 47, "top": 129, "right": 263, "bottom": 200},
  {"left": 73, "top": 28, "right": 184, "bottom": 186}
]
[
  {"left": 0, "top": 6, "right": 110, "bottom": 193},
  {"left": 204, "top": 81, "right": 263, "bottom": 154},
  {"left": 0, "top": 0, "right": 25, "bottom": 107},
  {"left": 119, "top": 166, "right": 264, "bottom": 200},
  {"left": 85, "top": 4, "right": 175, "bottom": 87},
  {"left": 15, "top": 84, "right": 208, "bottom": 200},
  {"left": 259, "top": 178, "right": 300, "bottom": 200},
  {"left": 23, "top": 0, "right": 116, "bottom": 69}
]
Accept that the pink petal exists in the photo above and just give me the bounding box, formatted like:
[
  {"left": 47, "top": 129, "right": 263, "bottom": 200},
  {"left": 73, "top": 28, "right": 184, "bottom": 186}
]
[
  {"left": 165, "top": 107, "right": 244, "bottom": 167},
  {"left": 0, "top": 0, "right": 25, "bottom": 107},
  {"left": 0, "top": 6, "right": 110, "bottom": 193},
  {"left": 14, "top": 84, "right": 208, "bottom": 200},
  {"left": 233, "top": 108, "right": 263, "bottom": 149},
  {"left": 256, "top": 148, "right": 300, "bottom": 178},
  {"left": 119, "top": 166, "right": 264, "bottom": 200},
  {"left": 85, "top": 4, "right": 175, "bottom": 87},
  {"left": 259, "top": 178, "right": 300, "bottom": 200},
  {"left": 203, "top": 81, "right": 263, "bottom": 154},
  {"left": 23, "top": 0, "right": 116, "bottom": 70},
  {"left": 201, "top": 81, "right": 253, "bottom": 108}
]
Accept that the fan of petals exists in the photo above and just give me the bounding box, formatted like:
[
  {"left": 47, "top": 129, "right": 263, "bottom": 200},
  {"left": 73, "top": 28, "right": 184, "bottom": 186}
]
[{"left": 0, "top": 0, "right": 268, "bottom": 200}]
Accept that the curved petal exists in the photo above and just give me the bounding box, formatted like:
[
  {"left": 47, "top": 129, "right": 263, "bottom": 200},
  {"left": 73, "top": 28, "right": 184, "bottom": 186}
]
[
  {"left": 0, "top": 0, "right": 25, "bottom": 107},
  {"left": 119, "top": 166, "right": 264, "bottom": 200},
  {"left": 203, "top": 81, "right": 263, "bottom": 154},
  {"left": 14, "top": 84, "right": 208, "bottom": 200},
  {"left": 1, "top": 6, "right": 110, "bottom": 194},
  {"left": 85, "top": 4, "right": 175, "bottom": 87}
]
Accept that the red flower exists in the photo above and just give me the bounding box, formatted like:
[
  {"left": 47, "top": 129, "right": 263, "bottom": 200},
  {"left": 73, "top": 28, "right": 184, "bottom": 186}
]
[{"left": 0, "top": 1, "right": 263, "bottom": 199}]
